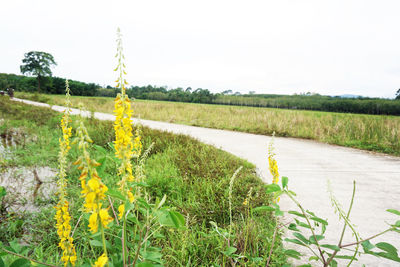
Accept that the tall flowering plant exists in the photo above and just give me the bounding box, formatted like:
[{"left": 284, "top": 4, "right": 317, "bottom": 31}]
[{"left": 54, "top": 80, "right": 77, "bottom": 266}]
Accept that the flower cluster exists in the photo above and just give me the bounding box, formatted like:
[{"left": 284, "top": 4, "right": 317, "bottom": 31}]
[
  {"left": 267, "top": 138, "right": 280, "bottom": 203},
  {"left": 55, "top": 80, "right": 77, "bottom": 266},
  {"left": 93, "top": 253, "right": 108, "bottom": 267},
  {"left": 55, "top": 201, "right": 77, "bottom": 266},
  {"left": 113, "top": 28, "right": 142, "bottom": 219},
  {"left": 74, "top": 115, "right": 113, "bottom": 234},
  {"left": 267, "top": 139, "right": 279, "bottom": 185}
]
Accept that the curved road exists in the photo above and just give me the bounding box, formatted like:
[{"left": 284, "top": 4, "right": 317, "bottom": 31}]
[{"left": 14, "top": 98, "right": 400, "bottom": 266}]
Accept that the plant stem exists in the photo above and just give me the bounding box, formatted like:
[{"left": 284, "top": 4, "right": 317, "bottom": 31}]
[
  {"left": 266, "top": 217, "right": 278, "bottom": 266},
  {"left": 108, "top": 196, "right": 119, "bottom": 226},
  {"left": 340, "top": 228, "right": 393, "bottom": 248},
  {"left": 122, "top": 214, "right": 127, "bottom": 267},
  {"left": 0, "top": 247, "right": 57, "bottom": 267},
  {"left": 325, "top": 181, "right": 357, "bottom": 266},
  {"left": 287, "top": 192, "right": 327, "bottom": 265}
]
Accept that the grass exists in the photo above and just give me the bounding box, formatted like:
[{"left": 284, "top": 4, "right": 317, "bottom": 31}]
[
  {"left": 0, "top": 95, "right": 286, "bottom": 266},
  {"left": 15, "top": 92, "right": 400, "bottom": 156}
]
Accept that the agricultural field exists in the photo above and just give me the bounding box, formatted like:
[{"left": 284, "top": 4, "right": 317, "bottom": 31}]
[
  {"left": 0, "top": 95, "right": 286, "bottom": 266},
  {"left": 15, "top": 92, "right": 400, "bottom": 156}
]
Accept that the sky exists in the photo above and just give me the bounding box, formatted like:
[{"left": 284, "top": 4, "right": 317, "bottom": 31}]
[{"left": 1, "top": 0, "right": 400, "bottom": 98}]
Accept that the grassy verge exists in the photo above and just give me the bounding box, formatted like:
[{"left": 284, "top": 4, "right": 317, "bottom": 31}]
[
  {"left": 15, "top": 92, "right": 400, "bottom": 156},
  {"left": 0, "top": 95, "right": 286, "bottom": 266}
]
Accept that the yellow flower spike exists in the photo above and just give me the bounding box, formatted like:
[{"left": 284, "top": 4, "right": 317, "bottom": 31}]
[
  {"left": 93, "top": 253, "right": 108, "bottom": 267},
  {"left": 267, "top": 136, "right": 280, "bottom": 203},
  {"left": 55, "top": 80, "right": 76, "bottom": 266}
]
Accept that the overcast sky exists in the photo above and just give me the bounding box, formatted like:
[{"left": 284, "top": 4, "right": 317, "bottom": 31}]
[{"left": 2, "top": 0, "right": 400, "bottom": 98}]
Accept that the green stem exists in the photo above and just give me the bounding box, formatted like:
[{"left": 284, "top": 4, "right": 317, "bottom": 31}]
[
  {"left": 325, "top": 181, "right": 357, "bottom": 267},
  {"left": 287, "top": 192, "right": 327, "bottom": 265},
  {"left": 122, "top": 213, "right": 127, "bottom": 267}
]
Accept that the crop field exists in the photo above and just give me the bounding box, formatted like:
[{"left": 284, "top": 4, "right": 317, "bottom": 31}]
[{"left": 16, "top": 92, "right": 400, "bottom": 156}]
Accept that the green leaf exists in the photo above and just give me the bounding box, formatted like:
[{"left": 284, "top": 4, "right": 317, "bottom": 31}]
[
  {"left": 96, "top": 156, "right": 107, "bottom": 175},
  {"left": 284, "top": 249, "right": 301, "bottom": 259},
  {"left": 281, "top": 176, "right": 288, "bottom": 189},
  {"left": 169, "top": 211, "right": 185, "bottom": 228},
  {"left": 9, "top": 240, "right": 21, "bottom": 253},
  {"left": 387, "top": 209, "right": 400, "bottom": 216},
  {"left": 222, "top": 246, "right": 237, "bottom": 256},
  {"left": 106, "top": 189, "right": 126, "bottom": 201},
  {"left": 376, "top": 242, "right": 398, "bottom": 256},
  {"left": 89, "top": 239, "right": 113, "bottom": 250},
  {"left": 298, "top": 265, "right": 312, "bottom": 267},
  {"left": 265, "top": 184, "right": 281, "bottom": 194},
  {"left": 310, "top": 216, "right": 328, "bottom": 225},
  {"left": 136, "top": 263, "right": 154, "bottom": 267},
  {"left": 0, "top": 186, "right": 6, "bottom": 199},
  {"left": 293, "top": 233, "right": 310, "bottom": 244},
  {"left": 321, "top": 244, "right": 340, "bottom": 251},
  {"left": 361, "top": 240, "right": 375, "bottom": 252},
  {"left": 93, "top": 144, "right": 108, "bottom": 154},
  {"left": 9, "top": 258, "right": 29, "bottom": 267},
  {"left": 253, "top": 206, "right": 275, "bottom": 213},
  {"left": 309, "top": 256, "right": 319, "bottom": 261},
  {"left": 309, "top": 235, "right": 324, "bottom": 244},
  {"left": 157, "top": 210, "right": 185, "bottom": 228},
  {"left": 288, "top": 223, "right": 300, "bottom": 232},
  {"left": 288, "top": 210, "right": 306, "bottom": 218},
  {"left": 285, "top": 238, "right": 306, "bottom": 246},
  {"left": 395, "top": 220, "right": 400, "bottom": 227},
  {"left": 0, "top": 257, "right": 4, "bottom": 267},
  {"left": 156, "top": 195, "right": 167, "bottom": 210}
]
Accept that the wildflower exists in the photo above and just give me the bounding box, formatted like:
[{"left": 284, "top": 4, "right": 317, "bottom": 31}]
[
  {"left": 113, "top": 28, "right": 141, "bottom": 210},
  {"left": 74, "top": 106, "right": 112, "bottom": 233},
  {"left": 268, "top": 137, "right": 280, "bottom": 202},
  {"left": 55, "top": 80, "right": 76, "bottom": 266},
  {"left": 93, "top": 253, "right": 108, "bottom": 267},
  {"left": 118, "top": 204, "right": 125, "bottom": 220}
]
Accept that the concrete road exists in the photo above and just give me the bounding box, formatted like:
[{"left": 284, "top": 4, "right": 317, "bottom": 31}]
[{"left": 13, "top": 98, "right": 400, "bottom": 266}]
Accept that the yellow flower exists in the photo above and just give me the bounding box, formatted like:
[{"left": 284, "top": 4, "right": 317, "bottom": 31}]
[
  {"left": 99, "top": 208, "right": 113, "bottom": 228},
  {"left": 127, "top": 190, "right": 135, "bottom": 203},
  {"left": 88, "top": 212, "right": 98, "bottom": 233},
  {"left": 118, "top": 204, "right": 125, "bottom": 220},
  {"left": 93, "top": 253, "right": 108, "bottom": 267}
]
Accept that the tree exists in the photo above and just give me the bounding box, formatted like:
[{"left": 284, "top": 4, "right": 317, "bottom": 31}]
[
  {"left": 20, "top": 51, "right": 57, "bottom": 93},
  {"left": 396, "top": 88, "right": 400, "bottom": 100}
]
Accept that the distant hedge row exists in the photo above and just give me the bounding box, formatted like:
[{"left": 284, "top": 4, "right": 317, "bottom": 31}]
[{"left": 2, "top": 73, "right": 399, "bottom": 115}]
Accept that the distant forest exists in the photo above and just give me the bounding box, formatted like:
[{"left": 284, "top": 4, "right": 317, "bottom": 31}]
[{"left": 1, "top": 73, "right": 400, "bottom": 115}]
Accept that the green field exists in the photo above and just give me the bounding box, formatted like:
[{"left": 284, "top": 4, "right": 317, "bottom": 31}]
[
  {"left": 16, "top": 92, "right": 400, "bottom": 156},
  {"left": 0, "top": 96, "right": 286, "bottom": 266}
]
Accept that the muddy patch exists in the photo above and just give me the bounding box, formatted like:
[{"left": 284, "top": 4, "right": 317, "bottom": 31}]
[{"left": 0, "top": 166, "right": 57, "bottom": 213}]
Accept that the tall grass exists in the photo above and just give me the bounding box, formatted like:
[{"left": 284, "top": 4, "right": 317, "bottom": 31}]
[{"left": 17, "top": 92, "right": 400, "bottom": 155}]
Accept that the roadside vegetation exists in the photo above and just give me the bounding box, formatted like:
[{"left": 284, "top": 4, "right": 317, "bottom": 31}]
[
  {"left": 0, "top": 95, "right": 286, "bottom": 266},
  {"left": 16, "top": 92, "right": 400, "bottom": 156}
]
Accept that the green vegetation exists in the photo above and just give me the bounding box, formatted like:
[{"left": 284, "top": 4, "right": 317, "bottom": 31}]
[
  {"left": 0, "top": 95, "right": 286, "bottom": 266},
  {"left": 17, "top": 92, "right": 400, "bottom": 156},
  {"left": 2, "top": 73, "right": 400, "bottom": 115}
]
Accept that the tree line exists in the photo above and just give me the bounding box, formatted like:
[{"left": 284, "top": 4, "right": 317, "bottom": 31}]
[{"left": 2, "top": 72, "right": 400, "bottom": 115}]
